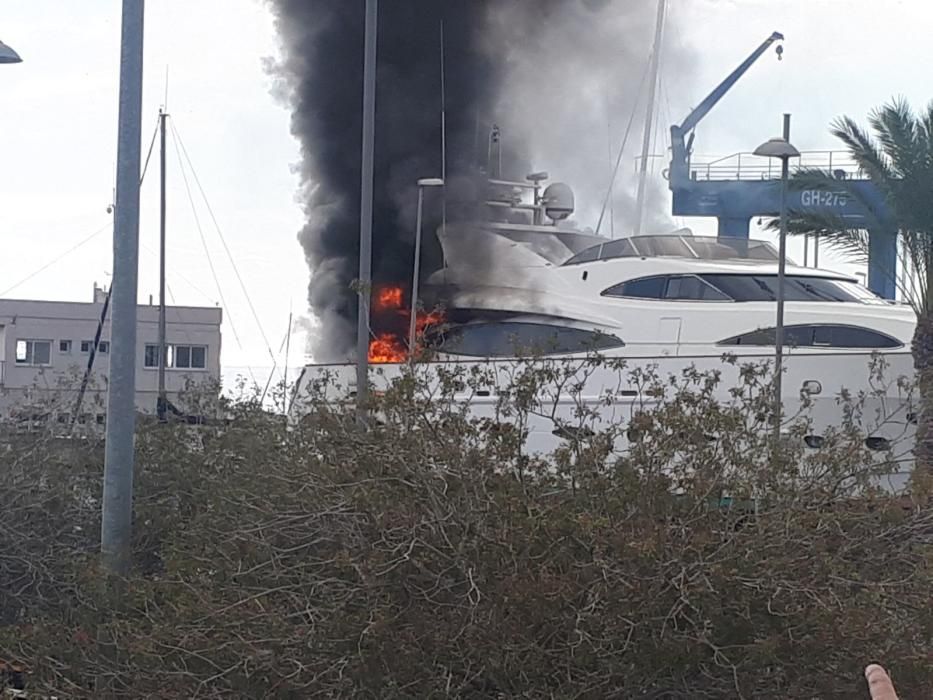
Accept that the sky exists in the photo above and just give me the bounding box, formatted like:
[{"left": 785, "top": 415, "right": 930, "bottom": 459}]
[{"left": 0, "top": 0, "right": 930, "bottom": 378}]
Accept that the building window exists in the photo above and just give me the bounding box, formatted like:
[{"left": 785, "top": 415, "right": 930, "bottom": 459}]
[
  {"left": 15, "top": 340, "right": 52, "bottom": 366},
  {"left": 190, "top": 345, "right": 206, "bottom": 369},
  {"left": 98, "top": 341, "right": 110, "bottom": 354},
  {"left": 80, "top": 340, "right": 93, "bottom": 353},
  {"left": 175, "top": 345, "right": 192, "bottom": 368},
  {"left": 144, "top": 343, "right": 207, "bottom": 369},
  {"left": 144, "top": 344, "right": 161, "bottom": 368},
  {"left": 59, "top": 340, "right": 72, "bottom": 354}
]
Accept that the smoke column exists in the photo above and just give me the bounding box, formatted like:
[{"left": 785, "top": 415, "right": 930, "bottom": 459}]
[{"left": 266, "top": 1, "right": 691, "bottom": 361}]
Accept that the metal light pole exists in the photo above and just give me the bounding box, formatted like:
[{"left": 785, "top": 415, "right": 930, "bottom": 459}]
[
  {"left": 101, "top": 0, "right": 145, "bottom": 576},
  {"left": 754, "top": 115, "right": 799, "bottom": 441},
  {"left": 408, "top": 178, "right": 444, "bottom": 358},
  {"left": 0, "top": 39, "right": 21, "bottom": 64},
  {"left": 356, "top": 0, "right": 378, "bottom": 420}
]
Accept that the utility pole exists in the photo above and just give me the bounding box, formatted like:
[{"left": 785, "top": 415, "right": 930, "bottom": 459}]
[
  {"left": 157, "top": 109, "right": 168, "bottom": 421},
  {"left": 101, "top": 0, "right": 145, "bottom": 576},
  {"left": 356, "top": 0, "right": 378, "bottom": 421},
  {"left": 633, "top": 0, "right": 667, "bottom": 236}
]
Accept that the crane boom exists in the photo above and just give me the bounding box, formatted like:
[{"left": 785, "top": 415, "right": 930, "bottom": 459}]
[{"left": 670, "top": 31, "right": 783, "bottom": 185}]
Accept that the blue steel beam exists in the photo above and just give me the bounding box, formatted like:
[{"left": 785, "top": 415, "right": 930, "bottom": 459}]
[{"left": 671, "top": 178, "right": 897, "bottom": 298}]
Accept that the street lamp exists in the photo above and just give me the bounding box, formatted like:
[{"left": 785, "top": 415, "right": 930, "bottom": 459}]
[
  {"left": 0, "top": 39, "right": 22, "bottom": 64},
  {"left": 754, "top": 115, "right": 800, "bottom": 440},
  {"left": 408, "top": 177, "right": 445, "bottom": 358}
]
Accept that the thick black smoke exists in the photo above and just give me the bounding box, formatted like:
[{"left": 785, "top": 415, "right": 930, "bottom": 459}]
[
  {"left": 267, "top": 1, "right": 498, "bottom": 361},
  {"left": 267, "top": 1, "right": 690, "bottom": 361}
]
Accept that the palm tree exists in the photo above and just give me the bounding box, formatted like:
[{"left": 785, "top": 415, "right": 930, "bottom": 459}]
[{"left": 783, "top": 98, "right": 933, "bottom": 471}]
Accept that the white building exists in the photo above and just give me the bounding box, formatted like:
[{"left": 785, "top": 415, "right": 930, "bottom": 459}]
[{"left": 0, "top": 285, "right": 222, "bottom": 424}]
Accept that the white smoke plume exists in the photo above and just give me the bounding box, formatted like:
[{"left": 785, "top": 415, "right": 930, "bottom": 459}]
[{"left": 485, "top": 0, "right": 692, "bottom": 235}]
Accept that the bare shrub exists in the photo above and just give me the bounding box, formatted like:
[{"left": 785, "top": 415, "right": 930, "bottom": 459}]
[{"left": 0, "top": 357, "right": 930, "bottom": 698}]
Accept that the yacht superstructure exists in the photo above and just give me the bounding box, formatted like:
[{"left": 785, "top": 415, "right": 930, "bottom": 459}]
[{"left": 426, "top": 229, "right": 913, "bottom": 360}]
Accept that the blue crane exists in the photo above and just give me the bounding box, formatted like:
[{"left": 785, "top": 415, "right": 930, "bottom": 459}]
[{"left": 668, "top": 33, "right": 898, "bottom": 299}]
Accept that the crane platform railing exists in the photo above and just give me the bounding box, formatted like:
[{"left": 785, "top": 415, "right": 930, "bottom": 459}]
[{"left": 686, "top": 150, "right": 862, "bottom": 182}]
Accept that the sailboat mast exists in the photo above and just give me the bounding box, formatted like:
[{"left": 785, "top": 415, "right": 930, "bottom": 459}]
[
  {"left": 157, "top": 109, "right": 168, "bottom": 419},
  {"left": 633, "top": 0, "right": 667, "bottom": 236}
]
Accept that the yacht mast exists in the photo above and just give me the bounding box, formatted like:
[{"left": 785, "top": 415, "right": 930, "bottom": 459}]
[
  {"left": 633, "top": 0, "right": 667, "bottom": 236},
  {"left": 157, "top": 108, "right": 168, "bottom": 420}
]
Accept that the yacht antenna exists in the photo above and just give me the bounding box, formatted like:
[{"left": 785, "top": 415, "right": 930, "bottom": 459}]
[
  {"left": 633, "top": 0, "right": 667, "bottom": 236},
  {"left": 488, "top": 125, "right": 502, "bottom": 178}
]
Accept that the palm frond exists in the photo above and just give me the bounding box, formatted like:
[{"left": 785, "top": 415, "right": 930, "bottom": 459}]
[
  {"left": 767, "top": 211, "right": 870, "bottom": 263},
  {"left": 868, "top": 97, "right": 919, "bottom": 180},
  {"left": 921, "top": 100, "right": 933, "bottom": 172},
  {"left": 787, "top": 168, "right": 848, "bottom": 193},
  {"left": 830, "top": 116, "right": 897, "bottom": 198}
]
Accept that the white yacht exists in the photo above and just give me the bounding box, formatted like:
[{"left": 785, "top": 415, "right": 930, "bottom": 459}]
[
  {"left": 291, "top": 175, "right": 916, "bottom": 483},
  {"left": 425, "top": 226, "right": 913, "bottom": 361}
]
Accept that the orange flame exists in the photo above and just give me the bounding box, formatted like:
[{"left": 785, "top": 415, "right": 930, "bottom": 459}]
[
  {"left": 374, "top": 285, "right": 404, "bottom": 312},
  {"left": 369, "top": 333, "right": 407, "bottom": 364},
  {"left": 367, "top": 312, "right": 446, "bottom": 363},
  {"left": 416, "top": 310, "right": 445, "bottom": 334}
]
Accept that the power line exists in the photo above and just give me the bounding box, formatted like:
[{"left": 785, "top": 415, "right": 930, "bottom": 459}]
[{"left": 0, "top": 222, "right": 111, "bottom": 297}]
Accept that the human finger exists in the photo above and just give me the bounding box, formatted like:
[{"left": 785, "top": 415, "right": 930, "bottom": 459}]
[{"left": 865, "top": 664, "right": 898, "bottom": 700}]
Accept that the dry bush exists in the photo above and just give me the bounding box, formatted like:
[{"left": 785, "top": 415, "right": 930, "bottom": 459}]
[{"left": 0, "top": 358, "right": 931, "bottom": 698}]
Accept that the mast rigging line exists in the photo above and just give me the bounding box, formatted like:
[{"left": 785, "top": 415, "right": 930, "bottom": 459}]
[
  {"left": 169, "top": 118, "right": 278, "bottom": 372},
  {"left": 595, "top": 57, "right": 652, "bottom": 237},
  {"left": 166, "top": 115, "right": 259, "bottom": 389},
  {"left": 140, "top": 117, "right": 160, "bottom": 186}
]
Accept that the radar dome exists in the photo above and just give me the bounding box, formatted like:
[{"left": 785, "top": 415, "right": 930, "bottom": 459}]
[{"left": 543, "top": 182, "right": 574, "bottom": 222}]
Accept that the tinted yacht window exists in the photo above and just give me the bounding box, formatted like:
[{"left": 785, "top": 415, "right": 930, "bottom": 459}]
[
  {"left": 719, "top": 324, "right": 901, "bottom": 348},
  {"left": 603, "top": 275, "right": 729, "bottom": 300},
  {"left": 604, "top": 276, "right": 666, "bottom": 299},
  {"left": 700, "top": 275, "right": 863, "bottom": 302},
  {"left": 664, "top": 275, "right": 731, "bottom": 301},
  {"left": 436, "top": 323, "right": 624, "bottom": 357}
]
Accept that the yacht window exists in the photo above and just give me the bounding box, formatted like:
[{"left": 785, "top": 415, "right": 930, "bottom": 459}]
[
  {"left": 603, "top": 276, "right": 667, "bottom": 299},
  {"left": 598, "top": 239, "right": 637, "bottom": 259},
  {"left": 664, "top": 275, "right": 731, "bottom": 301},
  {"left": 564, "top": 246, "right": 600, "bottom": 265},
  {"left": 435, "top": 322, "right": 625, "bottom": 357},
  {"left": 719, "top": 324, "right": 901, "bottom": 349},
  {"left": 700, "top": 275, "right": 863, "bottom": 303}
]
